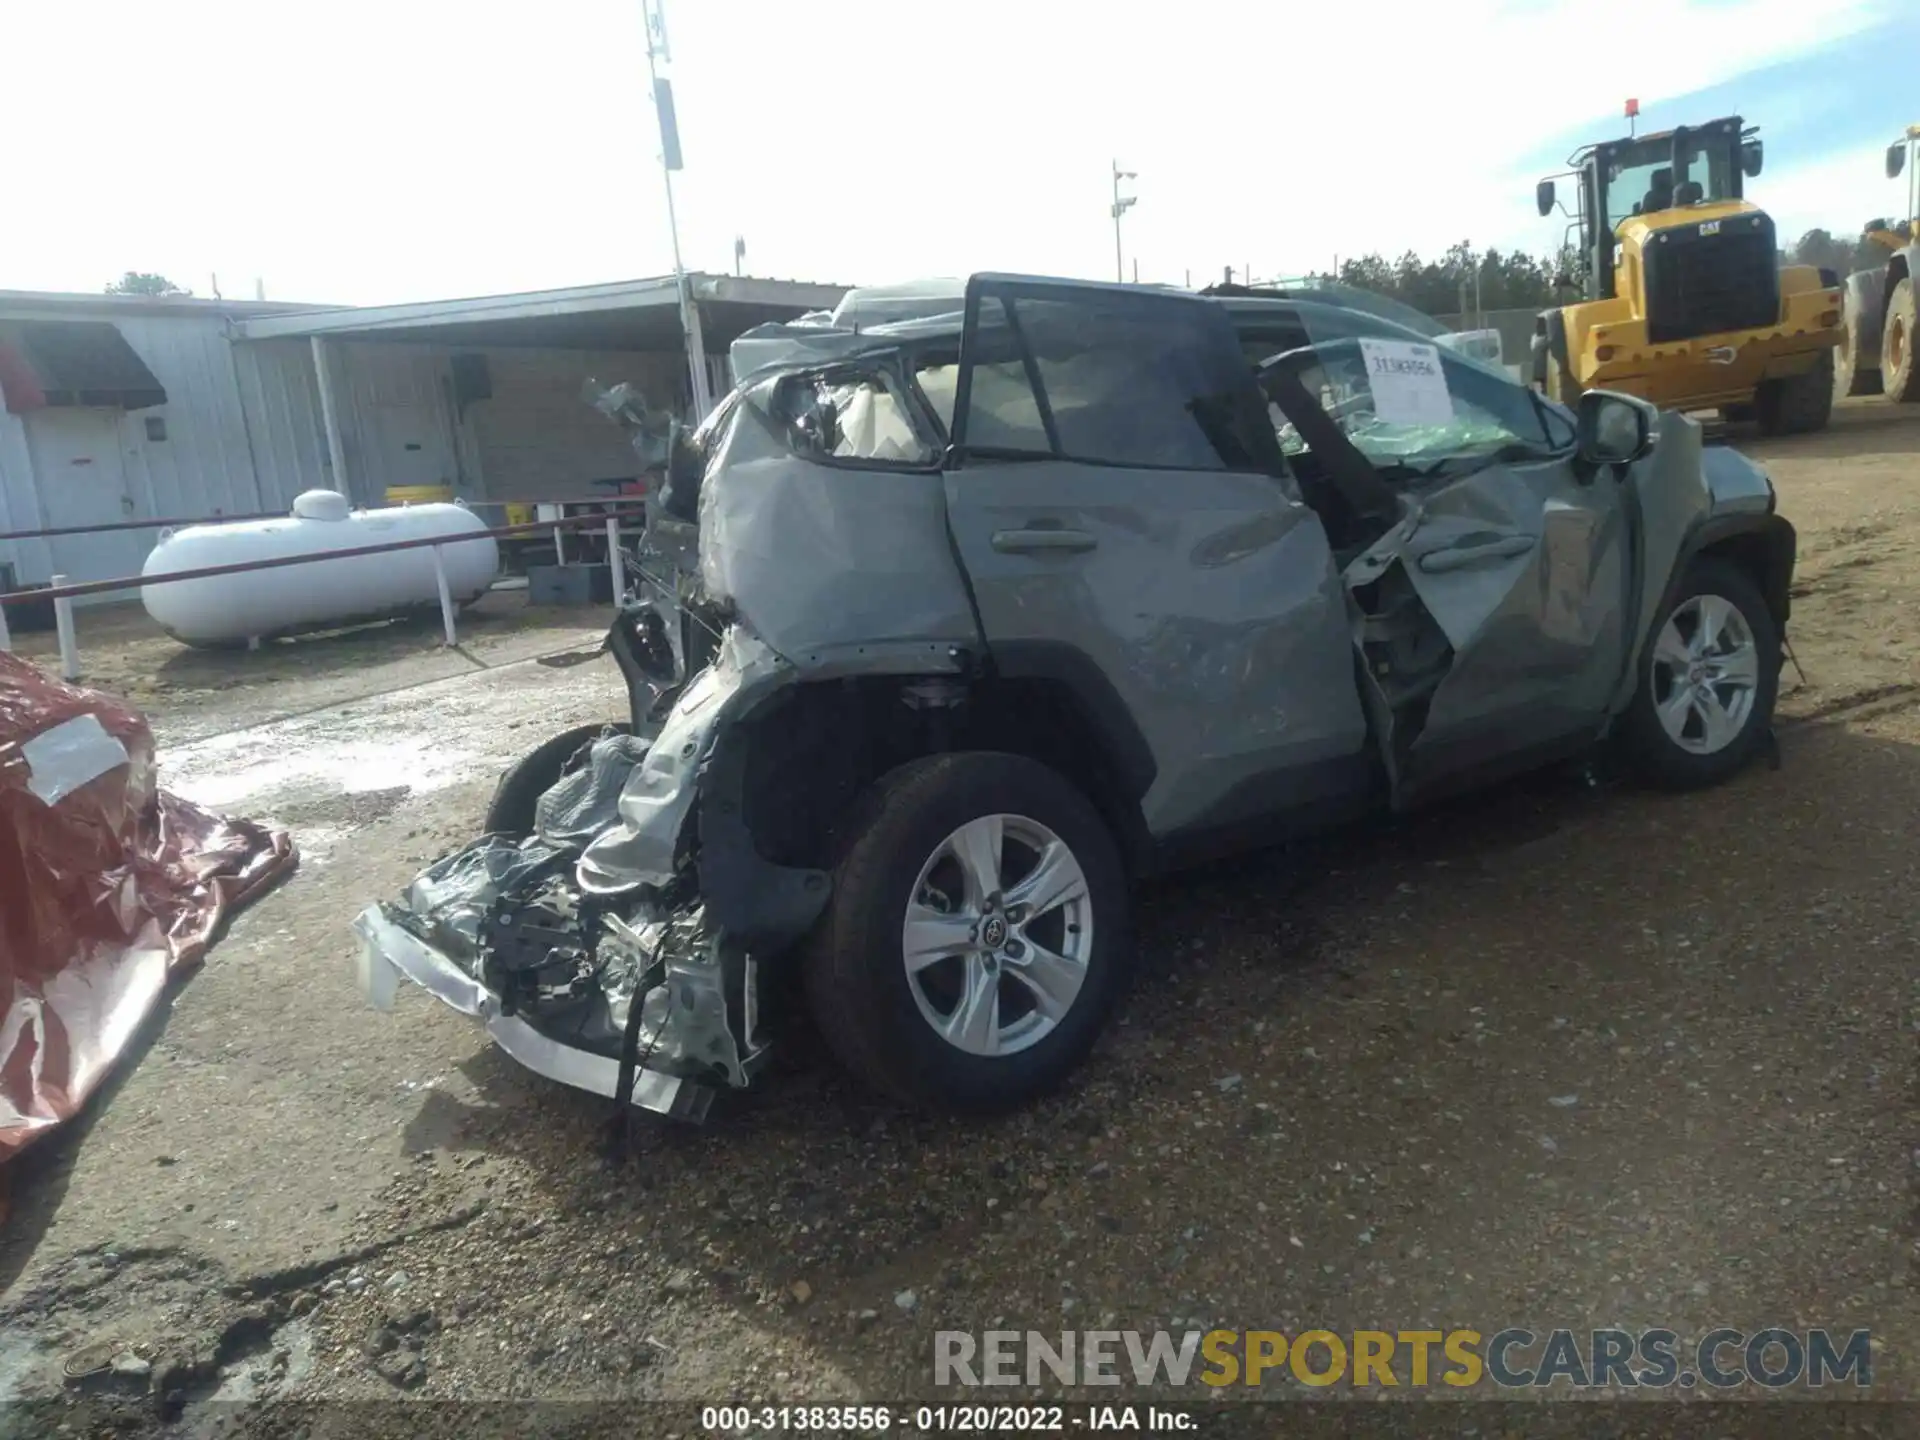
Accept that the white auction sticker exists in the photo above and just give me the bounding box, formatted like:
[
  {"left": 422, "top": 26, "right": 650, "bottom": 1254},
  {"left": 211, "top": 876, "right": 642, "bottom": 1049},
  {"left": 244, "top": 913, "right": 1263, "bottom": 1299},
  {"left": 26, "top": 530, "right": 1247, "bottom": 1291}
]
[{"left": 1358, "top": 338, "right": 1453, "bottom": 427}]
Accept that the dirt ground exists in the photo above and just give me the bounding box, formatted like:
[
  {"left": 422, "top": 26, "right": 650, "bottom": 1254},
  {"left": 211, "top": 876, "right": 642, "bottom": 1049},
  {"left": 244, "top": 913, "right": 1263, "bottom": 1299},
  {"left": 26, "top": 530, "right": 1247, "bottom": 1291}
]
[
  {"left": 5, "top": 588, "right": 611, "bottom": 745},
  {"left": 2, "top": 401, "right": 1918, "bottom": 1433}
]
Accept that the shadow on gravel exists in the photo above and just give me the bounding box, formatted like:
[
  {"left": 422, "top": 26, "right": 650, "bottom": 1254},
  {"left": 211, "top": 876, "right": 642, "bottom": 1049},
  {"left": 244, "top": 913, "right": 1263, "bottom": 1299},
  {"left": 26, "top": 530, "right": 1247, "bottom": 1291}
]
[
  {"left": 370, "top": 718, "right": 1920, "bottom": 1400},
  {"left": 0, "top": 990, "right": 186, "bottom": 1295},
  {"left": 15, "top": 718, "right": 1911, "bottom": 1411}
]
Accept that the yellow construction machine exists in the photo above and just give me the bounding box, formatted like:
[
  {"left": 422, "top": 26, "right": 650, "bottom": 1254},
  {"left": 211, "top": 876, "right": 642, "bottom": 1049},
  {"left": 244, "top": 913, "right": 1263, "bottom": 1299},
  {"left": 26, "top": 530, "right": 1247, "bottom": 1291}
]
[
  {"left": 1834, "top": 124, "right": 1920, "bottom": 402},
  {"left": 1532, "top": 115, "right": 1842, "bottom": 433}
]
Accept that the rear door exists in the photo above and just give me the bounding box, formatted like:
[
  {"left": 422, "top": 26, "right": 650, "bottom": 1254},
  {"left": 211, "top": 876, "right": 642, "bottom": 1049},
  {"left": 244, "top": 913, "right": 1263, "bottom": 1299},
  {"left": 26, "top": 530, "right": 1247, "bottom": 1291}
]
[{"left": 938, "top": 276, "right": 1372, "bottom": 845}]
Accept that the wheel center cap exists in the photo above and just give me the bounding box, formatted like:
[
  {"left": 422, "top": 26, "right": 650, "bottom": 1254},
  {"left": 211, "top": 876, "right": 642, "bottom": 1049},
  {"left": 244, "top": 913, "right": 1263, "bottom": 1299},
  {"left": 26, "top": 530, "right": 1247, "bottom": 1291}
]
[
  {"left": 1688, "top": 659, "right": 1709, "bottom": 685},
  {"left": 981, "top": 916, "right": 1008, "bottom": 950}
]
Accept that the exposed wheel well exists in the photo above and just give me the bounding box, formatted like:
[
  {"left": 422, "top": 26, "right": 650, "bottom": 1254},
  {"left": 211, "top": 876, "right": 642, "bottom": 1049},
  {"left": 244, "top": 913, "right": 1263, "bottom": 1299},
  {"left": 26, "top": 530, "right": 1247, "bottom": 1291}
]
[
  {"left": 1690, "top": 519, "right": 1796, "bottom": 631},
  {"left": 729, "top": 674, "right": 1153, "bottom": 883}
]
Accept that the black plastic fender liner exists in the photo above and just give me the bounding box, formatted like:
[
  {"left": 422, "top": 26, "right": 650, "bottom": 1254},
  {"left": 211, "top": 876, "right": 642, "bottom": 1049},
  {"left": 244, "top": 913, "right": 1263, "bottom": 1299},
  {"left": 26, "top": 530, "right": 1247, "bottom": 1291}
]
[
  {"left": 694, "top": 712, "right": 833, "bottom": 951},
  {"left": 1670, "top": 511, "right": 1798, "bottom": 628}
]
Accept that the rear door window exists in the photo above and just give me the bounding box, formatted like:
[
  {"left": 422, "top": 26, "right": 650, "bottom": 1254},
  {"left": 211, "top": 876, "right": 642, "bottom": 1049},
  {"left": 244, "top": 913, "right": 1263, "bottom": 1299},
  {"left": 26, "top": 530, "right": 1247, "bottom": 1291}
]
[{"left": 952, "top": 282, "right": 1281, "bottom": 473}]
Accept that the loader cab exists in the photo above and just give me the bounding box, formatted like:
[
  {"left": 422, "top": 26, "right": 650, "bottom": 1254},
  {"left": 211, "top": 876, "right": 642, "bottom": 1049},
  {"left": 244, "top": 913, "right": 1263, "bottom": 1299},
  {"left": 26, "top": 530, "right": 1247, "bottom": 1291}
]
[
  {"left": 1537, "top": 115, "right": 1763, "bottom": 303},
  {"left": 1888, "top": 126, "right": 1920, "bottom": 232}
]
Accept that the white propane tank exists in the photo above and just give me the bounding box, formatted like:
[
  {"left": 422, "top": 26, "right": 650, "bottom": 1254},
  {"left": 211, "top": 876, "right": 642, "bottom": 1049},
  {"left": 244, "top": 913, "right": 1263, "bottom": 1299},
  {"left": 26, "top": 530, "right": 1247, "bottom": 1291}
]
[{"left": 141, "top": 490, "right": 500, "bottom": 646}]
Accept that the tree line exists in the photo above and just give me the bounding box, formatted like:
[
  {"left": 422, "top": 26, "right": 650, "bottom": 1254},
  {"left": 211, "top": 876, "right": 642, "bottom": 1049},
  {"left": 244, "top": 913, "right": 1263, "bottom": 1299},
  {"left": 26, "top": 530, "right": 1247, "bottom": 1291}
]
[
  {"left": 1326, "top": 242, "right": 1580, "bottom": 318},
  {"left": 1322, "top": 223, "right": 1912, "bottom": 321}
]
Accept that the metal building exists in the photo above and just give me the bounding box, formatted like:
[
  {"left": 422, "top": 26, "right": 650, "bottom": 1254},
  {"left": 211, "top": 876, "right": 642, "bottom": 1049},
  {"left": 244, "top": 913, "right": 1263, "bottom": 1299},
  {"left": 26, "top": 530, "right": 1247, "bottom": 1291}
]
[{"left": 0, "top": 274, "right": 844, "bottom": 601}]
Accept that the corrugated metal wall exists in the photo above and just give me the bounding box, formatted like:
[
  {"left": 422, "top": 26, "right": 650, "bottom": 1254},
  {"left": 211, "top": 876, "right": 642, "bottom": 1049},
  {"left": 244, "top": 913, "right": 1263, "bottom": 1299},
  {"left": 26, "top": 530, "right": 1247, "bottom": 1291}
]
[
  {"left": 0, "top": 308, "right": 270, "bottom": 593},
  {"left": 0, "top": 405, "right": 47, "bottom": 588},
  {"left": 464, "top": 348, "right": 681, "bottom": 502},
  {"left": 333, "top": 342, "right": 461, "bottom": 505},
  {"left": 107, "top": 314, "right": 266, "bottom": 522},
  {"left": 228, "top": 339, "right": 333, "bottom": 505},
  {"left": 0, "top": 306, "right": 702, "bottom": 593}
]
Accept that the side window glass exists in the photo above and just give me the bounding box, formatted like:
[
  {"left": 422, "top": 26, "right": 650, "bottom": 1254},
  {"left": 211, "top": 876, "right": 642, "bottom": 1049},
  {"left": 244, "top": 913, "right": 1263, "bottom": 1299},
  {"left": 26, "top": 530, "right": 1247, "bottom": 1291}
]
[
  {"left": 954, "top": 298, "right": 1050, "bottom": 453},
  {"left": 915, "top": 361, "right": 959, "bottom": 434},
  {"left": 770, "top": 369, "right": 937, "bottom": 464},
  {"left": 1012, "top": 297, "right": 1255, "bottom": 471}
]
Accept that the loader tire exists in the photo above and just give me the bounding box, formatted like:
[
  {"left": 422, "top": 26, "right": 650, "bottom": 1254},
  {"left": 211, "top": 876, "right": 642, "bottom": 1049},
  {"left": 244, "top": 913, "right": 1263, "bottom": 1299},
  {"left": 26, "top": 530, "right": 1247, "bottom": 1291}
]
[
  {"left": 1883, "top": 277, "right": 1920, "bottom": 403},
  {"left": 1834, "top": 291, "right": 1880, "bottom": 398},
  {"left": 1756, "top": 350, "right": 1834, "bottom": 436}
]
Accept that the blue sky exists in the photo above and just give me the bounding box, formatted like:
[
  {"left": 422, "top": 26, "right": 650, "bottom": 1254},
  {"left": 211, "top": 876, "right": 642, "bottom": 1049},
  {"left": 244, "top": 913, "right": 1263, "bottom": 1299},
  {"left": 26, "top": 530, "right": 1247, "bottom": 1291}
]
[
  {"left": 1512, "top": 5, "right": 1920, "bottom": 251},
  {"left": 0, "top": 0, "right": 1913, "bottom": 305}
]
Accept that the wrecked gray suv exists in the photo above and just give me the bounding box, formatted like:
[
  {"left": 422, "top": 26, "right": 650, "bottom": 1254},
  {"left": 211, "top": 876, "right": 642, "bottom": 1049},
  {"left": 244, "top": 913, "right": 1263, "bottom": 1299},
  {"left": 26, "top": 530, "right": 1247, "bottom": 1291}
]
[{"left": 355, "top": 274, "right": 1794, "bottom": 1122}]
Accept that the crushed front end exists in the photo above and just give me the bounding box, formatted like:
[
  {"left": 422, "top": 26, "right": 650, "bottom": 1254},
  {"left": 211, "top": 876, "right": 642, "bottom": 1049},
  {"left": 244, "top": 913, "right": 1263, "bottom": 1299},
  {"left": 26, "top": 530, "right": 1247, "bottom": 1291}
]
[{"left": 352, "top": 330, "right": 963, "bottom": 1121}]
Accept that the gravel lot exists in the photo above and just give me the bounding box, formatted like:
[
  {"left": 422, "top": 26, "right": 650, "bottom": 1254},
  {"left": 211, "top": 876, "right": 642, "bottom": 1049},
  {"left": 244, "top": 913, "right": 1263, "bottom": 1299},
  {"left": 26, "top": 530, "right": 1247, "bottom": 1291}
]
[{"left": 2, "top": 401, "right": 1917, "bottom": 1433}]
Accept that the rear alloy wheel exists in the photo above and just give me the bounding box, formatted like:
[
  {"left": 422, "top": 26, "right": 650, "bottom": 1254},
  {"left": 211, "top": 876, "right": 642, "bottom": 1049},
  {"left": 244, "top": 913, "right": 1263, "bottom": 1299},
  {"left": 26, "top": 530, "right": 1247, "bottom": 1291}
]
[
  {"left": 1622, "top": 560, "right": 1779, "bottom": 790},
  {"left": 1755, "top": 350, "right": 1834, "bottom": 435},
  {"left": 900, "top": 813, "right": 1096, "bottom": 1059},
  {"left": 1884, "top": 277, "right": 1920, "bottom": 403},
  {"left": 804, "top": 753, "right": 1132, "bottom": 1111}
]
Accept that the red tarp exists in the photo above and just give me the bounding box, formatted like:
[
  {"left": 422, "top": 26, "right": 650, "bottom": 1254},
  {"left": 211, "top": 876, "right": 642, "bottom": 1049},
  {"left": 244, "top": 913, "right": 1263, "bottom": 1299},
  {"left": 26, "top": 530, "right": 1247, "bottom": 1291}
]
[{"left": 0, "top": 654, "right": 296, "bottom": 1161}]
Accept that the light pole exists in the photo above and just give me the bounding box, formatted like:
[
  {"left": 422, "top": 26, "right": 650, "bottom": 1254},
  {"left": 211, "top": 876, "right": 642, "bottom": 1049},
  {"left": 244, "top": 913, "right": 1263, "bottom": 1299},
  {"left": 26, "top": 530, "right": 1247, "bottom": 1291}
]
[
  {"left": 1111, "top": 162, "right": 1137, "bottom": 282},
  {"left": 641, "top": 0, "right": 713, "bottom": 421}
]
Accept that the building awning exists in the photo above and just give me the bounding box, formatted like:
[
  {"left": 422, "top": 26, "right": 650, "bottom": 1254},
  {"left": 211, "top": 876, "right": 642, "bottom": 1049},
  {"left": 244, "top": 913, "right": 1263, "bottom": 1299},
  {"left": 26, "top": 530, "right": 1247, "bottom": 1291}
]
[
  {"left": 231, "top": 273, "right": 850, "bottom": 352},
  {"left": 0, "top": 321, "right": 167, "bottom": 413}
]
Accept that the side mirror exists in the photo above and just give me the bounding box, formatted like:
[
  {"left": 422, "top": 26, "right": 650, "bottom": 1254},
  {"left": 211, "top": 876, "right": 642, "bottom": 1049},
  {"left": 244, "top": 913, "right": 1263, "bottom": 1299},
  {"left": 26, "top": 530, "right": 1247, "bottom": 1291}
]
[
  {"left": 1535, "top": 179, "right": 1556, "bottom": 217},
  {"left": 1576, "top": 390, "right": 1656, "bottom": 470},
  {"left": 1889, "top": 142, "right": 1908, "bottom": 180},
  {"left": 1742, "top": 139, "right": 1764, "bottom": 178}
]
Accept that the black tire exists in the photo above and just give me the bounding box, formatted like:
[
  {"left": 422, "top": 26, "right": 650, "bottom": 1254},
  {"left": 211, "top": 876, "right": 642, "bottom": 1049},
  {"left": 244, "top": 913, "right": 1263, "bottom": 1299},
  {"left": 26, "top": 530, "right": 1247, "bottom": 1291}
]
[
  {"left": 802, "top": 752, "right": 1134, "bottom": 1112},
  {"left": 1755, "top": 350, "right": 1834, "bottom": 435},
  {"left": 1834, "top": 294, "right": 1879, "bottom": 399},
  {"left": 483, "top": 721, "right": 631, "bottom": 836},
  {"left": 1884, "top": 277, "right": 1919, "bottom": 403},
  {"left": 1621, "top": 559, "right": 1780, "bottom": 791}
]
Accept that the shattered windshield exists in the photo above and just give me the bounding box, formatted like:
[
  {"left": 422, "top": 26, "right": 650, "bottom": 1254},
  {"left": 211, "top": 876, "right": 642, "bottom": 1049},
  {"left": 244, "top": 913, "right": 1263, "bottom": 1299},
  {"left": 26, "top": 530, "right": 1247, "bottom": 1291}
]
[{"left": 1262, "top": 336, "right": 1556, "bottom": 474}]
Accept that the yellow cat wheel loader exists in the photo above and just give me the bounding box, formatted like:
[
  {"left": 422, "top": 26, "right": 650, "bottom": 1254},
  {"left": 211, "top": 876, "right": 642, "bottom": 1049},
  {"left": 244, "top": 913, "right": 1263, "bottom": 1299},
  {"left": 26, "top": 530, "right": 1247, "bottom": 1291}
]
[
  {"left": 1532, "top": 115, "right": 1842, "bottom": 434},
  {"left": 1834, "top": 125, "right": 1920, "bottom": 402}
]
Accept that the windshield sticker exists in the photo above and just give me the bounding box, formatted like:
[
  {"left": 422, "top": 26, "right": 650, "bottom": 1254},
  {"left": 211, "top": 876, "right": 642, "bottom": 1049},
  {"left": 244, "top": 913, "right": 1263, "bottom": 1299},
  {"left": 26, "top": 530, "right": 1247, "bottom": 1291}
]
[{"left": 1359, "top": 339, "right": 1452, "bottom": 428}]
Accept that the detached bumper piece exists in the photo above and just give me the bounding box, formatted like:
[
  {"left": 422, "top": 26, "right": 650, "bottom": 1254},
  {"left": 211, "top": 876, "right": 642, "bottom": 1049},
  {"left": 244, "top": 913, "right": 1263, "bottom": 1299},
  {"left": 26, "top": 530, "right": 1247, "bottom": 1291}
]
[
  {"left": 353, "top": 727, "right": 770, "bottom": 1123},
  {"left": 355, "top": 903, "right": 713, "bottom": 1123}
]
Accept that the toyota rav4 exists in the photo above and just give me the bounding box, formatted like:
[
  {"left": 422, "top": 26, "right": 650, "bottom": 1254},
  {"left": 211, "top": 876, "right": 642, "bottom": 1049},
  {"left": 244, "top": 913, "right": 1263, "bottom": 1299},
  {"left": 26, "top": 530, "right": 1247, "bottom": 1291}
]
[{"left": 356, "top": 274, "right": 1794, "bottom": 1121}]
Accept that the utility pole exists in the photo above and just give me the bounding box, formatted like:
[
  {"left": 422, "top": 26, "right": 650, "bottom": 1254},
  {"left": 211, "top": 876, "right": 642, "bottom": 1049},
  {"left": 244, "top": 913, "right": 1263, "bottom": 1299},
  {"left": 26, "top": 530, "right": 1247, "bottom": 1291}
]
[
  {"left": 1110, "top": 161, "right": 1137, "bottom": 282},
  {"left": 642, "top": 0, "right": 712, "bottom": 421}
]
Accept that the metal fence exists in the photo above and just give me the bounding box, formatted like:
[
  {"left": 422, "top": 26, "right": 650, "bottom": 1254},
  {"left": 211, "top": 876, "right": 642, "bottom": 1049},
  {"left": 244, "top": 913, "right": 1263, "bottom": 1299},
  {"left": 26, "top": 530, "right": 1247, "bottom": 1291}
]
[{"left": 0, "top": 510, "right": 634, "bottom": 682}]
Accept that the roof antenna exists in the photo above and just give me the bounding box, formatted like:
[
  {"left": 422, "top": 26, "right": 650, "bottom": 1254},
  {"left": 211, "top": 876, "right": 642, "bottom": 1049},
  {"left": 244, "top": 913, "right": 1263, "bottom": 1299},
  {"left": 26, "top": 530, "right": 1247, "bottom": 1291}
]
[{"left": 1625, "top": 97, "right": 1639, "bottom": 138}]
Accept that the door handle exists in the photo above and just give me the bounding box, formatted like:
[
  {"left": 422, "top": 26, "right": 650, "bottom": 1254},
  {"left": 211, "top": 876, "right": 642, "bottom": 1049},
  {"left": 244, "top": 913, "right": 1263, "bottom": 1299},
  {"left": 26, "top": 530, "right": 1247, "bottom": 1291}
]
[
  {"left": 1416, "top": 535, "right": 1535, "bottom": 573},
  {"left": 990, "top": 528, "right": 1097, "bottom": 554}
]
